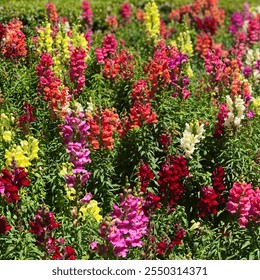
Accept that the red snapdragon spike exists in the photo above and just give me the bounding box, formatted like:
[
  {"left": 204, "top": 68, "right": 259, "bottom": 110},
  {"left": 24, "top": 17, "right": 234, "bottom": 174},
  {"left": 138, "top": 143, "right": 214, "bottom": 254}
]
[
  {"left": 157, "top": 241, "right": 168, "bottom": 256},
  {"left": 0, "top": 19, "right": 27, "bottom": 59},
  {"left": 196, "top": 32, "right": 213, "bottom": 58},
  {"left": 157, "top": 156, "right": 189, "bottom": 208},
  {"left": 0, "top": 167, "right": 30, "bottom": 203},
  {"left": 88, "top": 109, "right": 121, "bottom": 150},
  {"left": 137, "top": 162, "right": 154, "bottom": 193},
  {"left": 197, "top": 186, "right": 219, "bottom": 217},
  {"left": 36, "top": 53, "right": 71, "bottom": 113},
  {"left": 52, "top": 244, "right": 76, "bottom": 260},
  {"left": 46, "top": 2, "right": 59, "bottom": 26},
  {"left": 127, "top": 101, "right": 158, "bottom": 130},
  {"left": 18, "top": 102, "right": 36, "bottom": 133},
  {"left": 0, "top": 216, "right": 12, "bottom": 234}
]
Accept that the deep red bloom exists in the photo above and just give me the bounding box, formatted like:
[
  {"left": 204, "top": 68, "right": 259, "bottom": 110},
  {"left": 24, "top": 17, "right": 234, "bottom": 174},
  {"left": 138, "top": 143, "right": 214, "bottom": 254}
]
[
  {"left": 0, "top": 167, "right": 30, "bottom": 203},
  {"left": 29, "top": 208, "right": 60, "bottom": 245},
  {"left": 157, "top": 156, "right": 189, "bottom": 207},
  {"left": 18, "top": 102, "right": 36, "bottom": 133},
  {"left": 52, "top": 244, "right": 76, "bottom": 260},
  {"left": 170, "top": 225, "right": 186, "bottom": 247},
  {"left": 137, "top": 162, "right": 154, "bottom": 192},
  {"left": 197, "top": 186, "right": 219, "bottom": 217},
  {"left": 0, "top": 216, "right": 12, "bottom": 234},
  {"left": 212, "top": 166, "right": 225, "bottom": 194},
  {"left": 157, "top": 241, "right": 167, "bottom": 255},
  {"left": 142, "top": 192, "right": 161, "bottom": 216}
]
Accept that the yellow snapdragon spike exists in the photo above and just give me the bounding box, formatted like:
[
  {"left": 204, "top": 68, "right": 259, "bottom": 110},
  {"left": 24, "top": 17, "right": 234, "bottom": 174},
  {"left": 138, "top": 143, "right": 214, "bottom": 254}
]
[
  {"left": 144, "top": 0, "right": 160, "bottom": 43},
  {"left": 37, "top": 22, "right": 53, "bottom": 54},
  {"left": 4, "top": 136, "right": 39, "bottom": 168},
  {"left": 5, "top": 146, "right": 31, "bottom": 168},
  {"left": 71, "top": 26, "right": 88, "bottom": 51},
  {"left": 253, "top": 97, "right": 260, "bottom": 115},
  {"left": 79, "top": 200, "right": 102, "bottom": 222},
  {"left": 3, "top": 131, "right": 12, "bottom": 142},
  {"left": 177, "top": 30, "right": 194, "bottom": 58},
  {"left": 59, "top": 162, "right": 73, "bottom": 177},
  {"left": 67, "top": 188, "right": 76, "bottom": 200},
  {"left": 0, "top": 113, "right": 15, "bottom": 129},
  {"left": 26, "top": 135, "right": 39, "bottom": 160}
]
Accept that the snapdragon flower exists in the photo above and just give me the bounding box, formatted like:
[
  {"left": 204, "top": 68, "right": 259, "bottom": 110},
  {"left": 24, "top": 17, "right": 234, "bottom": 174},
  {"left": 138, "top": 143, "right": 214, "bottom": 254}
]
[{"left": 180, "top": 121, "right": 205, "bottom": 158}]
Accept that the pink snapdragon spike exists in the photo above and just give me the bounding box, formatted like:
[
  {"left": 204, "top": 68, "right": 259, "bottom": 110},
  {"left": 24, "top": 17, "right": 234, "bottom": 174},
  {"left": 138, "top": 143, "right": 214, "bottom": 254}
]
[
  {"left": 226, "top": 182, "right": 260, "bottom": 228},
  {"left": 95, "top": 34, "right": 118, "bottom": 64},
  {"left": 81, "top": 1, "right": 93, "bottom": 26},
  {"left": 121, "top": 2, "right": 131, "bottom": 23},
  {"left": 61, "top": 110, "right": 91, "bottom": 189},
  {"left": 69, "top": 47, "right": 87, "bottom": 95},
  {"left": 91, "top": 193, "right": 149, "bottom": 258}
]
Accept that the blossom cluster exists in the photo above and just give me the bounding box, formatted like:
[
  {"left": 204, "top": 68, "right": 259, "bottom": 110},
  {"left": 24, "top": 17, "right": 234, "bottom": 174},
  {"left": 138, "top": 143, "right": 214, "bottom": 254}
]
[
  {"left": 157, "top": 224, "right": 186, "bottom": 256},
  {"left": 81, "top": 1, "right": 93, "bottom": 27},
  {"left": 197, "top": 166, "right": 226, "bottom": 217},
  {"left": 96, "top": 34, "right": 134, "bottom": 80},
  {"left": 29, "top": 207, "right": 76, "bottom": 259},
  {"left": 0, "top": 18, "right": 27, "bottom": 59},
  {"left": 60, "top": 105, "right": 91, "bottom": 190},
  {"left": 36, "top": 52, "right": 71, "bottom": 113},
  {"left": 226, "top": 182, "right": 260, "bottom": 228},
  {"left": 5, "top": 135, "right": 39, "bottom": 169},
  {"left": 0, "top": 113, "right": 15, "bottom": 143},
  {"left": 91, "top": 192, "right": 148, "bottom": 258},
  {"left": 124, "top": 79, "right": 158, "bottom": 131},
  {"left": 0, "top": 216, "right": 12, "bottom": 235},
  {"left": 69, "top": 47, "right": 87, "bottom": 95},
  {"left": 121, "top": 2, "right": 131, "bottom": 24},
  {"left": 144, "top": 40, "right": 191, "bottom": 99},
  {"left": 87, "top": 108, "right": 122, "bottom": 150},
  {"left": 0, "top": 166, "right": 30, "bottom": 203},
  {"left": 157, "top": 156, "right": 189, "bottom": 208},
  {"left": 144, "top": 0, "right": 160, "bottom": 43},
  {"left": 17, "top": 102, "right": 36, "bottom": 134},
  {"left": 180, "top": 121, "right": 205, "bottom": 158}
]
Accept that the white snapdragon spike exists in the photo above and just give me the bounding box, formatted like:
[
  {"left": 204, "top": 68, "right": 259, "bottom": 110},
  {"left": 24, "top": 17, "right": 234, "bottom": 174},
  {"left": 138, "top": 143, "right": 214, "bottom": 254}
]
[
  {"left": 86, "top": 100, "right": 94, "bottom": 114},
  {"left": 245, "top": 48, "right": 260, "bottom": 67},
  {"left": 251, "top": 6, "right": 260, "bottom": 16},
  {"left": 242, "top": 20, "right": 249, "bottom": 33},
  {"left": 224, "top": 95, "right": 234, "bottom": 128},
  {"left": 75, "top": 101, "right": 84, "bottom": 114},
  {"left": 180, "top": 122, "right": 205, "bottom": 158},
  {"left": 234, "top": 96, "right": 245, "bottom": 127},
  {"left": 224, "top": 95, "right": 245, "bottom": 128},
  {"left": 253, "top": 70, "right": 260, "bottom": 80}
]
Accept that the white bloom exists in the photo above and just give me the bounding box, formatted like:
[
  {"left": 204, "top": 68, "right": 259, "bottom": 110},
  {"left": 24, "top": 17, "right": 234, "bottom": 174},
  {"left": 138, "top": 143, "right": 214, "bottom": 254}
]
[
  {"left": 245, "top": 48, "right": 260, "bottom": 67},
  {"left": 224, "top": 95, "right": 245, "bottom": 128},
  {"left": 180, "top": 122, "right": 205, "bottom": 158}
]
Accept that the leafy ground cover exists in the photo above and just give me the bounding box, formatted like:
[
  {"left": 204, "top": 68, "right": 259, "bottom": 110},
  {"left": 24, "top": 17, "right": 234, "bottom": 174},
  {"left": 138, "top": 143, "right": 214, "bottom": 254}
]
[{"left": 0, "top": 0, "right": 260, "bottom": 260}]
